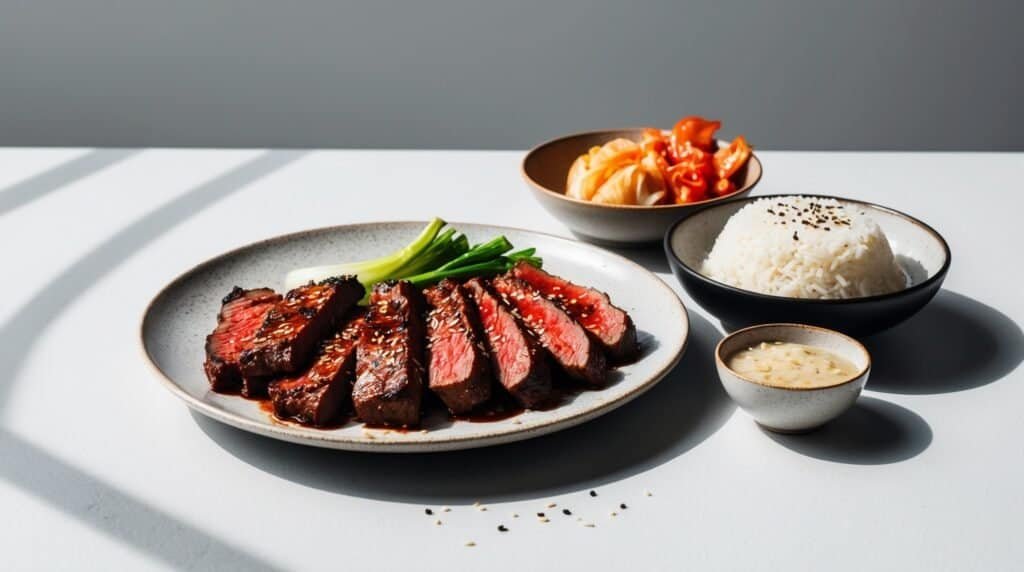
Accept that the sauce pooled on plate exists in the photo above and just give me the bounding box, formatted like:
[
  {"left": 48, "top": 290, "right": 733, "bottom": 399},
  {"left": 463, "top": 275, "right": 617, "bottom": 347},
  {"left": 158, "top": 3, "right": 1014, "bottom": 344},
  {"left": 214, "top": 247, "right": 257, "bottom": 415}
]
[{"left": 727, "top": 341, "right": 858, "bottom": 389}]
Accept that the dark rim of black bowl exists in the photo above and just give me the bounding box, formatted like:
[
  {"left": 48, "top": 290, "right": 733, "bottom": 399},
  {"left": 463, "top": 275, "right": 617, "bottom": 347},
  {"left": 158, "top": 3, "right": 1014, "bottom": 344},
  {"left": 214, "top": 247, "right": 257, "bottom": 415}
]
[{"left": 663, "top": 193, "right": 952, "bottom": 306}]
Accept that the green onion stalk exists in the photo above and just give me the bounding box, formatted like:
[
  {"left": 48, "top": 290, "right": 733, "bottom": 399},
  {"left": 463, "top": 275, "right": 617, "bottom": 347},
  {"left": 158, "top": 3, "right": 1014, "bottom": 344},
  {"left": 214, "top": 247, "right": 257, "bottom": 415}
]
[{"left": 283, "top": 218, "right": 542, "bottom": 297}]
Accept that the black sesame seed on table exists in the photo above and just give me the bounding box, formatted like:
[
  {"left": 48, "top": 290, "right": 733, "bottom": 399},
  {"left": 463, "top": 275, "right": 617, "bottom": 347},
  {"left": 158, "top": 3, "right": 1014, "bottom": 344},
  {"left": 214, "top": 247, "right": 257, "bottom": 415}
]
[
  {"left": 537, "top": 512, "right": 545, "bottom": 517},
  {"left": 620, "top": 503, "right": 628, "bottom": 510},
  {"left": 563, "top": 509, "right": 572, "bottom": 515},
  {"left": 498, "top": 525, "right": 508, "bottom": 532},
  {"left": 425, "top": 508, "right": 433, "bottom": 515},
  {"left": 589, "top": 490, "right": 597, "bottom": 497}
]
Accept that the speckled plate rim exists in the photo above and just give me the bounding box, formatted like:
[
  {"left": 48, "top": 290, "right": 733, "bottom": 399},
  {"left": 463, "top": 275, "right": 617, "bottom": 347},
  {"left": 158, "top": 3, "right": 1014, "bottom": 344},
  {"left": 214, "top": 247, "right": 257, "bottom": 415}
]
[
  {"left": 139, "top": 221, "right": 689, "bottom": 453},
  {"left": 665, "top": 193, "right": 953, "bottom": 304},
  {"left": 521, "top": 128, "right": 763, "bottom": 211}
]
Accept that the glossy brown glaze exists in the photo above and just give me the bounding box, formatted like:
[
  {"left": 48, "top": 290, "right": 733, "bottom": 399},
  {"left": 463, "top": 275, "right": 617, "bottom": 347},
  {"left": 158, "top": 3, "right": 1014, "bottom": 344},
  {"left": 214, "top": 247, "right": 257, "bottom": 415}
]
[
  {"left": 204, "top": 287, "right": 282, "bottom": 393},
  {"left": 491, "top": 275, "right": 608, "bottom": 385},
  {"left": 424, "top": 280, "right": 493, "bottom": 414},
  {"left": 204, "top": 266, "right": 640, "bottom": 435},
  {"left": 268, "top": 312, "right": 365, "bottom": 426},
  {"left": 352, "top": 281, "right": 427, "bottom": 427},
  {"left": 239, "top": 276, "right": 364, "bottom": 382},
  {"left": 464, "top": 278, "right": 553, "bottom": 408},
  {"left": 512, "top": 261, "right": 639, "bottom": 363},
  {"left": 453, "top": 382, "right": 583, "bottom": 421},
  {"left": 454, "top": 402, "right": 524, "bottom": 423},
  {"left": 257, "top": 399, "right": 351, "bottom": 430}
]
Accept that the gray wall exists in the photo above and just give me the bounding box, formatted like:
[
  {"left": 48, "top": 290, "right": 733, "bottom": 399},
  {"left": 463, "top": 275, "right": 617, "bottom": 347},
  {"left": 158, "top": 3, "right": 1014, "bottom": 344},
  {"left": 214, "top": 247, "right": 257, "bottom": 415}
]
[{"left": 1, "top": 0, "right": 1020, "bottom": 150}]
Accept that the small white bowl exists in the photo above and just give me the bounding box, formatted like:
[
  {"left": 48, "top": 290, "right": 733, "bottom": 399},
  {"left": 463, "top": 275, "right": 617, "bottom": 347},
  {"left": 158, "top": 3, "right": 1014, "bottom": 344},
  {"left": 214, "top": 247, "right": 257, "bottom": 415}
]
[{"left": 715, "top": 324, "right": 871, "bottom": 433}]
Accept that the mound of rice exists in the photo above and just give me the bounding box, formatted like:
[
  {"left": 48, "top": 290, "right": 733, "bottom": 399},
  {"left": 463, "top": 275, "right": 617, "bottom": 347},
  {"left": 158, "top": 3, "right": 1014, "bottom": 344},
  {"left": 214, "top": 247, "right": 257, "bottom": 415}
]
[{"left": 701, "top": 196, "right": 906, "bottom": 299}]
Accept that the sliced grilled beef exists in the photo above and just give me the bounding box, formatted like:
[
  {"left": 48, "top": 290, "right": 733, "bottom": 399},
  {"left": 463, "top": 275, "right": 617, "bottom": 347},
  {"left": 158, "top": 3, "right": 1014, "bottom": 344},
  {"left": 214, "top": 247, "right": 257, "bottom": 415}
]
[
  {"left": 268, "top": 312, "right": 364, "bottom": 426},
  {"left": 464, "top": 278, "right": 552, "bottom": 408},
  {"left": 491, "top": 275, "right": 608, "bottom": 385},
  {"left": 511, "top": 261, "right": 639, "bottom": 363},
  {"left": 352, "top": 281, "right": 427, "bottom": 427},
  {"left": 240, "top": 375, "right": 274, "bottom": 399},
  {"left": 239, "top": 276, "right": 364, "bottom": 380},
  {"left": 204, "top": 287, "right": 282, "bottom": 393},
  {"left": 424, "top": 280, "right": 492, "bottom": 414}
]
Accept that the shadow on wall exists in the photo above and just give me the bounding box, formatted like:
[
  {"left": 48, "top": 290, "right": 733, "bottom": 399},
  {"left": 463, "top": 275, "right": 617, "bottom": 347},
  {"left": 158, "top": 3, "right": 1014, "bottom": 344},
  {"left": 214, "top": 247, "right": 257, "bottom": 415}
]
[
  {"left": 195, "top": 311, "right": 735, "bottom": 504},
  {"left": 863, "top": 290, "right": 1023, "bottom": 394},
  {"left": 0, "top": 151, "right": 305, "bottom": 570}
]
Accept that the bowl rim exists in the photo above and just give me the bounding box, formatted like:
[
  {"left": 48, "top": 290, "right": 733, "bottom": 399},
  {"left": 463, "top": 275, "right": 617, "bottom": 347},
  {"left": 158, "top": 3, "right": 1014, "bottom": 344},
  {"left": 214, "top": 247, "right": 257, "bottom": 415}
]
[
  {"left": 664, "top": 193, "right": 952, "bottom": 305},
  {"left": 520, "top": 127, "right": 763, "bottom": 211},
  {"left": 715, "top": 323, "right": 872, "bottom": 391}
]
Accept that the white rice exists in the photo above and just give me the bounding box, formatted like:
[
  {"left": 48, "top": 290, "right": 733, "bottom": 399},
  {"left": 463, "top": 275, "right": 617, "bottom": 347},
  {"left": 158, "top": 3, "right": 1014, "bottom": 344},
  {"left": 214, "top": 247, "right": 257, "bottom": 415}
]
[{"left": 701, "top": 196, "right": 906, "bottom": 299}]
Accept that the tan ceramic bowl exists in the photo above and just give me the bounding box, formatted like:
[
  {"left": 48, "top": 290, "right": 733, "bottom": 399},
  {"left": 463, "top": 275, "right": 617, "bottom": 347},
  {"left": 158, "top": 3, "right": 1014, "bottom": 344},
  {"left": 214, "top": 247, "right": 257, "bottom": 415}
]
[{"left": 522, "top": 128, "right": 763, "bottom": 245}]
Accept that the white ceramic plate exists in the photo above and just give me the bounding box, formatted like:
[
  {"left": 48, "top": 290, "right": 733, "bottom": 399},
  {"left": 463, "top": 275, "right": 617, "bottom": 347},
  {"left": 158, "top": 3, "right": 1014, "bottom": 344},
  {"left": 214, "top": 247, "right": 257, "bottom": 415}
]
[{"left": 141, "top": 222, "right": 689, "bottom": 452}]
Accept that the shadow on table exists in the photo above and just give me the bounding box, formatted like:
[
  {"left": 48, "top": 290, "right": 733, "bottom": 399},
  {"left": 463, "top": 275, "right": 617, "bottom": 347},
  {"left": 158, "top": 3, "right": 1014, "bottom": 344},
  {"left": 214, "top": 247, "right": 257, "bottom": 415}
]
[
  {"left": 196, "top": 312, "right": 735, "bottom": 503},
  {"left": 0, "top": 151, "right": 304, "bottom": 571},
  {"left": 863, "top": 290, "right": 1023, "bottom": 394},
  {"left": 0, "top": 149, "right": 139, "bottom": 216},
  {"left": 605, "top": 244, "right": 670, "bottom": 274},
  {"left": 762, "top": 396, "right": 931, "bottom": 465},
  {"left": 0, "top": 430, "right": 283, "bottom": 571}
]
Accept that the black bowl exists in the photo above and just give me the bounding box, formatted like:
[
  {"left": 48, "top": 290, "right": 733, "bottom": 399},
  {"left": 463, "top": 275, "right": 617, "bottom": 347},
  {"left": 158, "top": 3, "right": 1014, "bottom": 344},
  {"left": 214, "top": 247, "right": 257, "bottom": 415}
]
[{"left": 664, "top": 195, "right": 951, "bottom": 337}]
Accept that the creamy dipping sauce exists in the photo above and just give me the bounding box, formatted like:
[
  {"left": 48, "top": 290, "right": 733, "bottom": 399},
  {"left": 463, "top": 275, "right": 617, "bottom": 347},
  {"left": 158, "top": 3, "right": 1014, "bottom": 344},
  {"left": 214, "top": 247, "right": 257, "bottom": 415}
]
[{"left": 726, "top": 341, "right": 859, "bottom": 388}]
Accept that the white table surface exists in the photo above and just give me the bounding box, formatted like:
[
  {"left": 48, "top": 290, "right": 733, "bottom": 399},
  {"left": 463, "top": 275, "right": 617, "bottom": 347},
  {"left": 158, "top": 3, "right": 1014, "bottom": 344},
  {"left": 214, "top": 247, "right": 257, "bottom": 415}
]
[{"left": 1, "top": 148, "right": 1021, "bottom": 571}]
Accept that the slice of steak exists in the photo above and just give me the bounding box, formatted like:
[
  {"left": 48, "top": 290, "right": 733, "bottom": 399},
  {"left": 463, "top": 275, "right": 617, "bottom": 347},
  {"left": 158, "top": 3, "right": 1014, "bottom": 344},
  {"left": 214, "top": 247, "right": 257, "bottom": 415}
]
[
  {"left": 511, "top": 261, "right": 639, "bottom": 363},
  {"left": 239, "top": 276, "right": 364, "bottom": 379},
  {"left": 491, "top": 275, "right": 608, "bottom": 386},
  {"left": 268, "top": 312, "right": 364, "bottom": 426},
  {"left": 424, "top": 280, "right": 492, "bottom": 414},
  {"left": 352, "top": 281, "right": 427, "bottom": 427},
  {"left": 464, "top": 278, "right": 552, "bottom": 408},
  {"left": 204, "top": 287, "right": 282, "bottom": 393},
  {"left": 240, "top": 375, "right": 274, "bottom": 399}
]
